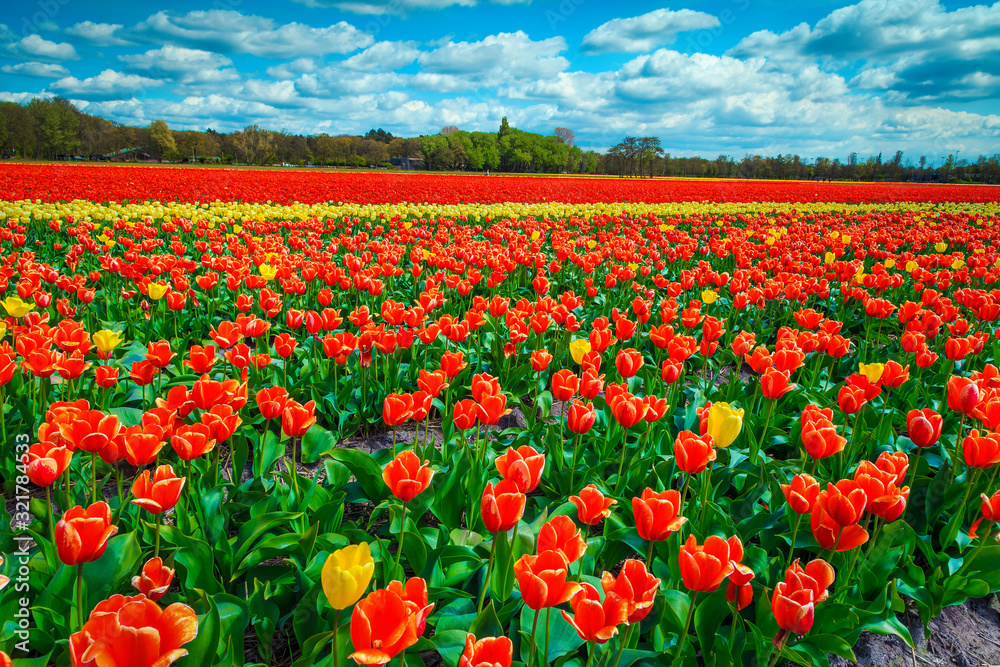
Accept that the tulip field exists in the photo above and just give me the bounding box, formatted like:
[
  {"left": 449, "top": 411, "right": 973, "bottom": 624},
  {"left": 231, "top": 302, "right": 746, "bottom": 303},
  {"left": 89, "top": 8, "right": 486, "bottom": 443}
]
[{"left": 2, "top": 164, "right": 1000, "bottom": 667}]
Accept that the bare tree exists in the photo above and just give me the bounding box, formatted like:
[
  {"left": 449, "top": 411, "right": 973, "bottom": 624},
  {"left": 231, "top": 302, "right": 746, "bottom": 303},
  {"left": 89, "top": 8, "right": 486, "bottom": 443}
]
[
  {"left": 554, "top": 127, "right": 575, "bottom": 146},
  {"left": 234, "top": 124, "right": 275, "bottom": 165},
  {"left": 440, "top": 126, "right": 460, "bottom": 135}
]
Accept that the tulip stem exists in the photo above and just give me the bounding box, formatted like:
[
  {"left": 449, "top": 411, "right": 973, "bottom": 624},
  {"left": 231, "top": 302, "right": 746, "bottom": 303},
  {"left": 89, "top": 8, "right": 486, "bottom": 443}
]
[
  {"left": 155, "top": 511, "right": 162, "bottom": 559},
  {"left": 906, "top": 448, "right": 922, "bottom": 492},
  {"left": 584, "top": 640, "right": 594, "bottom": 667},
  {"left": 526, "top": 610, "right": 541, "bottom": 667},
  {"left": 476, "top": 534, "right": 499, "bottom": 613},
  {"left": 672, "top": 591, "right": 698, "bottom": 666},
  {"left": 956, "top": 523, "right": 992, "bottom": 578},
  {"left": 569, "top": 432, "right": 583, "bottom": 492},
  {"left": 954, "top": 414, "right": 966, "bottom": 473},
  {"left": 646, "top": 540, "right": 655, "bottom": 569},
  {"left": 329, "top": 610, "right": 340, "bottom": 667},
  {"left": 394, "top": 501, "right": 407, "bottom": 578},
  {"left": 76, "top": 564, "right": 85, "bottom": 629},
  {"left": 785, "top": 512, "right": 804, "bottom": 570},
  {"left": 610, "top": 623, "right": 633, "bottom": 667},
  {"left": 545, "top": 608, "right": 552, "bottom": 664},
  {"left": 46, "top": 486, "right": 56, "bottom": 548},
  {"left": 91, "top": 453, "right": 99, "bottom": 504},
  {"left": 698, "top": 464, "right": 713, "bottom": 528}
]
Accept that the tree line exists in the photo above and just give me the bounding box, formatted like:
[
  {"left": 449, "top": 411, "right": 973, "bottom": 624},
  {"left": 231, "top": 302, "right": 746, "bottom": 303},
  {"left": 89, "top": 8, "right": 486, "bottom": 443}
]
[{"left": 1, "top": 97, "right": 996, "bottom": 183}]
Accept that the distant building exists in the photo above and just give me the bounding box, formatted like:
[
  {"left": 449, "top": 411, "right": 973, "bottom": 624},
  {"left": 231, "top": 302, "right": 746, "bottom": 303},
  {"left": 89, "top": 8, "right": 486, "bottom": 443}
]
[{"left": 390, "top": 157, "right": 425, "bottom": 170}]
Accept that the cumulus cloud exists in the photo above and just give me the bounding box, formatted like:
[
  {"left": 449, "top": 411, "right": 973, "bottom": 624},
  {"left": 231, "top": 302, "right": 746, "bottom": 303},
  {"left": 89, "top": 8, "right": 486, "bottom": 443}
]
[
  {"left": 727, "top": 0, "right": 1000, "bottom": 103},
  {"left": 50, "top": 69, "right": 162, "bottom": 100},
  {"left": 124, "top": 10, "right": 373, "bottom": 58},
  {"left": 291, "top": 0, "right": 530, "bottom": 14},
  {"left": 119, "top": 46, "right": 238, "bottom": 84},
  {"left": 65, "top": 21, "right": 134, "bottom": 46},
  {"left": 1, "top": 61, "right": 70, "bottom": 78},
  {"left": 342, "top": 41, "right": 420, "bottom": 71},
  {"left": 581, "top": 9, "right": 721, "bottom": 53},
  {"left": 416, "top": 31, "right": 568, "bottom": 88},
  {"left": 2, "top": 34, "right": 79, "bottom": 61}
]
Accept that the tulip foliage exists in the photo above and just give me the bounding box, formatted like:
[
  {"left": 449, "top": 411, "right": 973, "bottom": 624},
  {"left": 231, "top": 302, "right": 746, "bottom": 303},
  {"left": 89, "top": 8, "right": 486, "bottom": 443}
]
[{"left": 1, "top": 170, "right": 1000, "bottom": 667}]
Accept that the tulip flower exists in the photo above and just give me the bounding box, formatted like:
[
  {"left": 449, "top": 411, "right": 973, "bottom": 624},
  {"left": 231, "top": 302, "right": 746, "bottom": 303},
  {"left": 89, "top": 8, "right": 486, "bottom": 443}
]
[
  {"left": 963, "top": 430, "right": 1000, "bottom": 469},
  {"left": 495, "top": 445, "right": 545, "bottom": 493},
  {"left": 600, "top": 559, "right": 660, "bottom": 623},
  {"left": 256, "top": 386, "right": 289, "bottom": 421},
  {"left": 570, "top": 484, "right": 616, "bottom": 526},
  {"left": 551, "top": 369, "right": 579, "bottom": 401},
  {"left": 27, "top": 440, "right": 73, "bottom": 487},
  {"left": 171, "top": 423, "right": 216, "bottom": 461},
  {"left": 460, "top": 635, "right": 512, "bottom": 667},
  {"left": 537, "top": 515, "right": 587, "bottom": 564},
  {"left": 322, "top": 543, "right": 375, "bottom": 610},
  {"left": 561, "top": 582, "right": 628, "bottom": 644},
  {"left": 477, "top": 393, "right": 512, "bottom": 426},
  {"left": 760, "top": 368, "right": 796, "bottom": 399},
  {"left": 771, "top": 559, "right": 835, "bottom": 649},
  {"left": 530, "top": 349, "right": 552, "bottom": 372},
  {"left": 382, "top": 450, "right": 433, "bottom": 502},
  {"left": 569, "top": 338, "right": 591, "bottom": 364},
  {"left": 632, "top": 488, "right": 686, "bottom": 549},
  {"left": 0, "top": 651, "right": 9, "bottom": 667},
  {"left": 513, "top": 551, "right": 580, "bottom": 610},
  {"left": 480, "top": 480, "right": 525, "bottom": 534},
  {"left": 282, "top": 399, "right": 317, "bottom": 438},
  {"left": 68, "top": 594, "right": 198, "bottom": 667},
  {"left": 614, "top": 348, "right": 644, "bottom": 378},
  {"left": 678, "top": 535, "right": 736, "bottom": 592},
  {"left": 453, "top": 398, "right": 479, "bottom": 431},
  {"left": 674, "top": 430, "right": 716, "bottom": 474},
  {"left": 56, "top": 501, "right": 118, "bottom": 566},
  {"left": 131, "top": 557, "right": 175, "bottom": 601},
  {"left": 706, "top": 402, "right": 743, "bottom": 448},
  {"left": 131, "top": 465, "right": 185, "bottom": 516},
  {"left": 349, "top": 579, "right": 434, "bottom": 666}
]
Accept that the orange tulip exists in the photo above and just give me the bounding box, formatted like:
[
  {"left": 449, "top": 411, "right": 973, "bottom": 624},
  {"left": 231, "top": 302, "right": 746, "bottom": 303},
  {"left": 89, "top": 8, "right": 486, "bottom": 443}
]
[
  {"left": 131, "top": 465, "right": 185, "bottom": 515},
  {"left": 481, "top": 480, "right": 525, "bottom": 533},
  {"left": 608, "top": 391, "right": 647, "bottom": 429},
  {"left": 566, "top": 400, "right": 597, "bottom": 434},
  {"left": 256, "top": 386, "right": 289, "bottom": 421},
  {"left": 349, "top": 578, "right": 434, "bottom": 667},
  {"left": 947, "top": 376, "right": 982, "bottom": 416},
  {"left": 537, "top": 515, "right": 587, "bottom": 564},
  {"left": 614, "top": 348, "right": 644, "bottom": 378},
  {"left": 674, "top": 430, "right": 716, "bottom": 474},
  {"left": 382, "top": 450, "right": 434, "bottom": 502},
  {"left": 781, "top": 474, "right": 821, "bottom": 514},
  {"left": 282, "top": 399, "right": 317, "bottom": 438},
  {"left": 771, "top": 559, "right": 835, "bottom": 645},
  {"left": 678, "top": 535, "right": 735, "bottom": 592},
  {"left": 561, "top": 582, "right": 628, "bottom": 644},
  {"left": 56, "top": 502, "right": 118, "bottom": 566},
  {"left": 810, "top": 505, "right": 869, "bottom": 552},
  {"left": 383, "top": 393, "right": 414, "bottom": 427},
  {"left": 123, "top": 424, "right": 166, "bottom": 467},
  {"left": 495, "top": 445, "right": 545, "bottom": 493},
  {"left": 551, "top": 369, "right": 579, "bottom": 401},
  {"left": 460, "top": 635, "right": 512, "bottom": 667},
  {"left": 68, "top": 594, "right": 198, "bottom": 667},
  {"left": 760, "top": 368, "right": 796, "bottom": 399},
  {"left": 600, "top": 559, "right": 660, "bottom": 623},
  {"left": 570, "top": 484, "right": 616, "bottom": 525},
  {"left": 632, "top": 488, "right": 686, "bottom": 542},
  {"left": 453, "top": 399, "right": 479, "bottom": 430},
  {"left": 906, "top": 408, "right": 942, "bottom": 447},
  {"left": 170, "top": 423, "right": 216, "bottom": 461},
  {"left": 963, "top": 430, "right": 1000, "bottom": 469},
  {"left": 131, "top": 557, "right": 175, "bottom": 601},
  {"left": 58, "top": 410, "right": 122, "bottom": 454},
  {"left": 440, "top": 350, "right": 467, "bottom": 379},
  {"left": 26, "top": 440, "right": 73, "bottom": 487},
  {"left": 513, "top": 551, "right": 580, "bottom": 610},
  {"left": 477, "top": 393, "right": 512, "bottom": 426},
  {"left": 530, "top": 349, "right": 553, "bottom": 372},
  {"left": 145, "top": 340, "right": 176, "bottom": 369}
]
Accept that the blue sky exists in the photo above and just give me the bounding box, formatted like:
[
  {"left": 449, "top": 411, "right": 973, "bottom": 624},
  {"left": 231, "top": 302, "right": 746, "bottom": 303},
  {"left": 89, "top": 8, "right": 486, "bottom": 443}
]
[{"left": 1, "top": 0, "right": 998, "bottom": 162}]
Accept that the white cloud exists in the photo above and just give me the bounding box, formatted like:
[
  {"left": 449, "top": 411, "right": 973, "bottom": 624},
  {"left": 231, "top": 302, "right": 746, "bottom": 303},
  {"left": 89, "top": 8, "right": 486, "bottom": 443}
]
[
  {"left": 727, "top": 0, "right": 1000, "bottom": 103},
  {"left": 50, "top": 69, "right": 162, "bottom": 100},
  {"left": 119, "top": 46, "right": 238, "bottom": 84},
  {"left": 292, "top": 0, "right": 530, "bottom": 14},
  {"left": 125, "top": 10, "right": 373, "bottom": 58},
  {"left": 342, "top": 41, "right": 420, "bottom": 71},
  {"left": 266, "top": 58, "right": 318, "bottom": 80},
  {"left": 3, "top": 34, "right": 79, "bottom": 61},
  {"left": 1, "top": 61, "right": 70, "bottom": 78},
  {"left": 417, "top": 31, "right": 568, "bottom": 86},
  {"left": 581, "top": 9, "right": 721, "bottom": 54},
  {"left": 65, "top": 21, "right": 133, "bottom": 47}
]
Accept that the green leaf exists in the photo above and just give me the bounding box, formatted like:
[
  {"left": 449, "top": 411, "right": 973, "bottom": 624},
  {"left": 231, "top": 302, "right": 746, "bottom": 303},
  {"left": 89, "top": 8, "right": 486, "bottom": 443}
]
[
  {"left": 658, "top": 590, "right": 692, "bottom": 636},
  {"left": 81, "top": 531, "right": 142, "bottom": 602},
  {"left": 302, "top": 424, "right": 336, "bottom": 464},
  {"left": 432, "top": 628, "right": 471, "bottom": 667},
  {"left": 694, "top": 589, "right": 730, "bottom": 661},
  {"left": 469, "top": 601, "right": 504, "bottom": 638},
  {"left": 328, "top": 447, "right": 387, "bottom": 502},
  {"left": 178, "top": 592, "right": 222, "bottom": 667}
]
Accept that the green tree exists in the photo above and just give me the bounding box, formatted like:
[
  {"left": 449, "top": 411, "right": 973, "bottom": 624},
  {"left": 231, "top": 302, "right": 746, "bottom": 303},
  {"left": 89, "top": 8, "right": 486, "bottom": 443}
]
[{"left": 149, "top": 120, "right": 177, "bottom": 162}]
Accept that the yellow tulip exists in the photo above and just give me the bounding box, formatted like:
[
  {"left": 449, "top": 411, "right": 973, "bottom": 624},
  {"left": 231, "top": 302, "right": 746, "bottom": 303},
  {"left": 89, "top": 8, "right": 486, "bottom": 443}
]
[
  {"left": 935, "top": 242, "right": 947, "bottom": 253},
  {"left": 321, "top": 543, "right": 374, "bottom": 610},
  {"left": 824, "top": 252, "right": 835, "bottom": 265},
  {"left": 147, "top": 283, "right": 169, "bottom": 301},
  {"left": 701, "top": 289, "right": 719, "bottom": 305},
  {"left": 707, "top": 402, "right": 744, "bottom": 448},
  {"left": 906, "top": 260, "right": 919, "bottom": 272},
  {"left": 2, "top": 296, "right": 34, "bottom": 318},
  {"left": 94, "top": 329, "right": 125, "bottom": 354},
  {"left": 841, "top": 235, "right": 852, "bottom": 244},
  {"left": 0, "top": 321, "right": 6, "bottom": 339},
  {"left": 885, "top": 259, "right": 895, "bottom": 269},
  {"left": 569, "top": 338, "right": 592, "bottom": 365},
  {"left": 858, "top": 363, "right": 885, "bottom": 384},
  {"left": 259, "top": 264, "right": 278, "bottom": 281}
]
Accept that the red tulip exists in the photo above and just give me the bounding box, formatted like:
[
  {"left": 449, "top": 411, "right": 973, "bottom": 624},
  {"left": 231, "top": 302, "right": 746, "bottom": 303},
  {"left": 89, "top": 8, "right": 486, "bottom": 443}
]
[
  {"left": 600, "top": 559, "right": 659, "bottom": 623},
  {"left": 481, "top": 480, "right": 525, "bottom": 533},
  {"left": 131, "top": 465, "right": 185, "bottom": 515},
  {"left": 131, "top": 557, "right": 175, "bottom": 601},
  {"left": 537, "top": 515, "right": 587, "bottom": 564},
  {"left": 632, "top": 488, "right": 686, "bottom": 542},
  {"left": 561, "top": 582, "right": 628, "bottom": 643},
  {"left": 513, "top": 551, "right": 580, "bottom": 610},
  {"left": 495, "top": 446, "right": 545, "bottom": 493},
  {"left": 383, "top": 450, "right": 434, "bottom": 502},
  {"left": 56, "top": 502, "right": 118, "bottom": 565},
  {"left": 570, "top": 484, "right": 616, "bottom": 525},
  {"left": 678, "top": 535, "right": 735, "bottom": 592}
]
